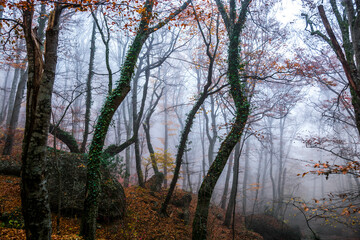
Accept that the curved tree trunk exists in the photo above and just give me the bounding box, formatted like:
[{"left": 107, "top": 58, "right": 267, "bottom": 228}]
[
  {"left": 192, "top": 1, "right": 251, "bottom": 238},
  {"left": 80, "top": 1, "right": 192, "bottom": 238},
  {"left": 80, "top": 27, "right": 149, "bottom": 240}
]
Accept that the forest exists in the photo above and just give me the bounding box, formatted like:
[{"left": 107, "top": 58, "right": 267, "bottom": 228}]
[{"left": 0, "top": 0, "right": 359, "bottom": 239}]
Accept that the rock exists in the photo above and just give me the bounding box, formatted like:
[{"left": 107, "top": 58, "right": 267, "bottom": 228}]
[
  {"left": 145, "top": 172, "right": 164, "bottom": 192},
  {"left": 174, "top": 193, "right": 192, "bottom": 225},
  {"left": 46, "top": 150, "right": 125, "bottom": 220},
  {"left": 0, "top": 158, "right": 21, "bottom": 176},
  {"left": 245, "top": 214, "right": 301, "bottom": 240}
]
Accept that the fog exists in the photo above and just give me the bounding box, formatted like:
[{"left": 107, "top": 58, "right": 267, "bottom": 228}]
[{"left": 1, "top": 0, "right": 359, "bottom": 239}]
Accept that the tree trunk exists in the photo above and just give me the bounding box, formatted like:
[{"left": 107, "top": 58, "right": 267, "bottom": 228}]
[
  {"left": 242, "top": 140, "right": 250, "bottom": 216},
  {"left": 160, "top": 86, "right": 212, "bottom": 214},
  {"left": 260, "top": 150, "right": 269, "bottom": 211},
  {"left": 203, "top": 95, "right": 218, "bottom": 165},
  {"left": 80, "top": 28, "right": 149, "bottom": 239},
  {"left": 184, "top": 151, "right": 193, "bottom": 192},
  {"left": 163, "top": 86, "right": 169, "bottom": 188},
  {"left": 132, "top": 61, "right": 145, "bottom": 187},
  {"left": 275, "top": 116, "right": 286, "bottom": 217},
  {"left": 5, "top": 60, "right": 20, "bottom": 127},
  {"left": 80, "top": 0, "right": 192, "bottom": 237},
  {"left": 80, "top": 3, "right": 154, "bottom": 236},
  {"left": 123, "top": 99, "right": 132, "bottom": 187},
  {"left": 143, "top": 82, "right": 163, "bottom": 175},
  {"left": 251, "top": 148, "right": 263, "bottom": 216},
  {"left": 269, "top": 129, "right": 276, "bottom": 213},
  {"left": 2, "top": 67, "right": 27, "bottom": 155},
  {"left": 81, "top": 20, "right": 96, "bottom": 153},
  {"left": 0, "top": 66, "right": 11, "bottom": 124},
  {"left": 21, "top": 6, "right": 63, "bottom": 239},
  {"left": 224, "top": 142, "right": 241, "bottom": 227},
  {"left": 192, "top": 1, "right": 251, "bottom": 238},
  {"left": 220, "top": 151, "right": 233, "bottom": 210}
]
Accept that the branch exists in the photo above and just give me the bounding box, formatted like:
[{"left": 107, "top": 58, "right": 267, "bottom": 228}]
[
  {"left": 149, "top": 0, "right": 192, "bottom": 33},
  {"left": 214, "top": 0, "right": 231, "bottom": 32},
  {"left": 49, "top": 124, "right": 80, "bottom": 153},
  {"left": 318, "top": 5, "right": 359, "bottom": 96},
  {"left": 103, "top": 137, "right": 135, "bottom": 158}
]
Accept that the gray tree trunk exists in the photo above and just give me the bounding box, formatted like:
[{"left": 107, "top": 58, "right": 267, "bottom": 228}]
[
  {"left": 5, "top": 60, "right": 20, "bottom": 127},
  {"left": 21, "top": 5, "right": 63, "bottom": 239},
  {"left": 81, "top": 20, "right": 96, "bottom": 153},
  {"left": 2, "top": 68, "right": 27, "bottom": 155},
  {"left": 224, "top": 142, "right": 241, "bottom": 227},
  {"left": 0, "top": 66, "right": 11, "bottom": 125}
]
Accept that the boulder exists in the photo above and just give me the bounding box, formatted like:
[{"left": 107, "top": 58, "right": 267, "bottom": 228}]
[
  {"left": 145, "top": 172, "right": 164, "bottom": 192},
  {"left": 46, "top": 150, "right": 125, "bottom": 220},
  {"left": 171, "top": 193, "right": 192, "bottom": 225},
  {"left": 245, "top": 214, "right": 301, "bottom": 240}
]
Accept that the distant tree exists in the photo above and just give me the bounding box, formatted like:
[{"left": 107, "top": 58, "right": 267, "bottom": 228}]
[{"left": 81, "top": 20, "right": 96, "bottom": 153}]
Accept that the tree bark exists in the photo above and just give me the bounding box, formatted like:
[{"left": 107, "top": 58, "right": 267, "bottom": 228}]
[{"left": 21, "top": 5, "right": 63, "bottom": 239}]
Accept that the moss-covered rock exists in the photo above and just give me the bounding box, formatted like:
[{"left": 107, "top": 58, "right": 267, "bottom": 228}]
[{"left": 46, "top": 150, "right": 125, "bottom": 220}]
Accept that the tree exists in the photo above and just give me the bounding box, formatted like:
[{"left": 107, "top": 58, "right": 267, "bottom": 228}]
[
  {"left": 81, "top": 20, "right": 96, "bottom": 153},
  {"left": 192, "top": 0, "right": 252, "bottom": 239},
  {"left": 2, "top": 3, "right": 48, "bottom": 156},
  {"left": 17, "top": 2, "right": 63, "bottom": 238},
  {"left": 303, "top": 0, "right": 360, "bottom": 135},
  {"left": 143, "top": 75, "right": 164, "bottom": 176},
  {"left": 161, "top": 3, "right": 224, "bottom": 214},
  {"left": 80, "top": 1, "right": 192, "bottom": 238}
]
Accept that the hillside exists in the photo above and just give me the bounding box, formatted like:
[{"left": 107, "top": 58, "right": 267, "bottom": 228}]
[{"left": 0, "top": 175, "right": 262, "bottom": 240}]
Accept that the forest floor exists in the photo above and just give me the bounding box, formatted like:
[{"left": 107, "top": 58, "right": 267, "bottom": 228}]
[{"left": 0, "top": 175, "right": 263, "bottom": 239}]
